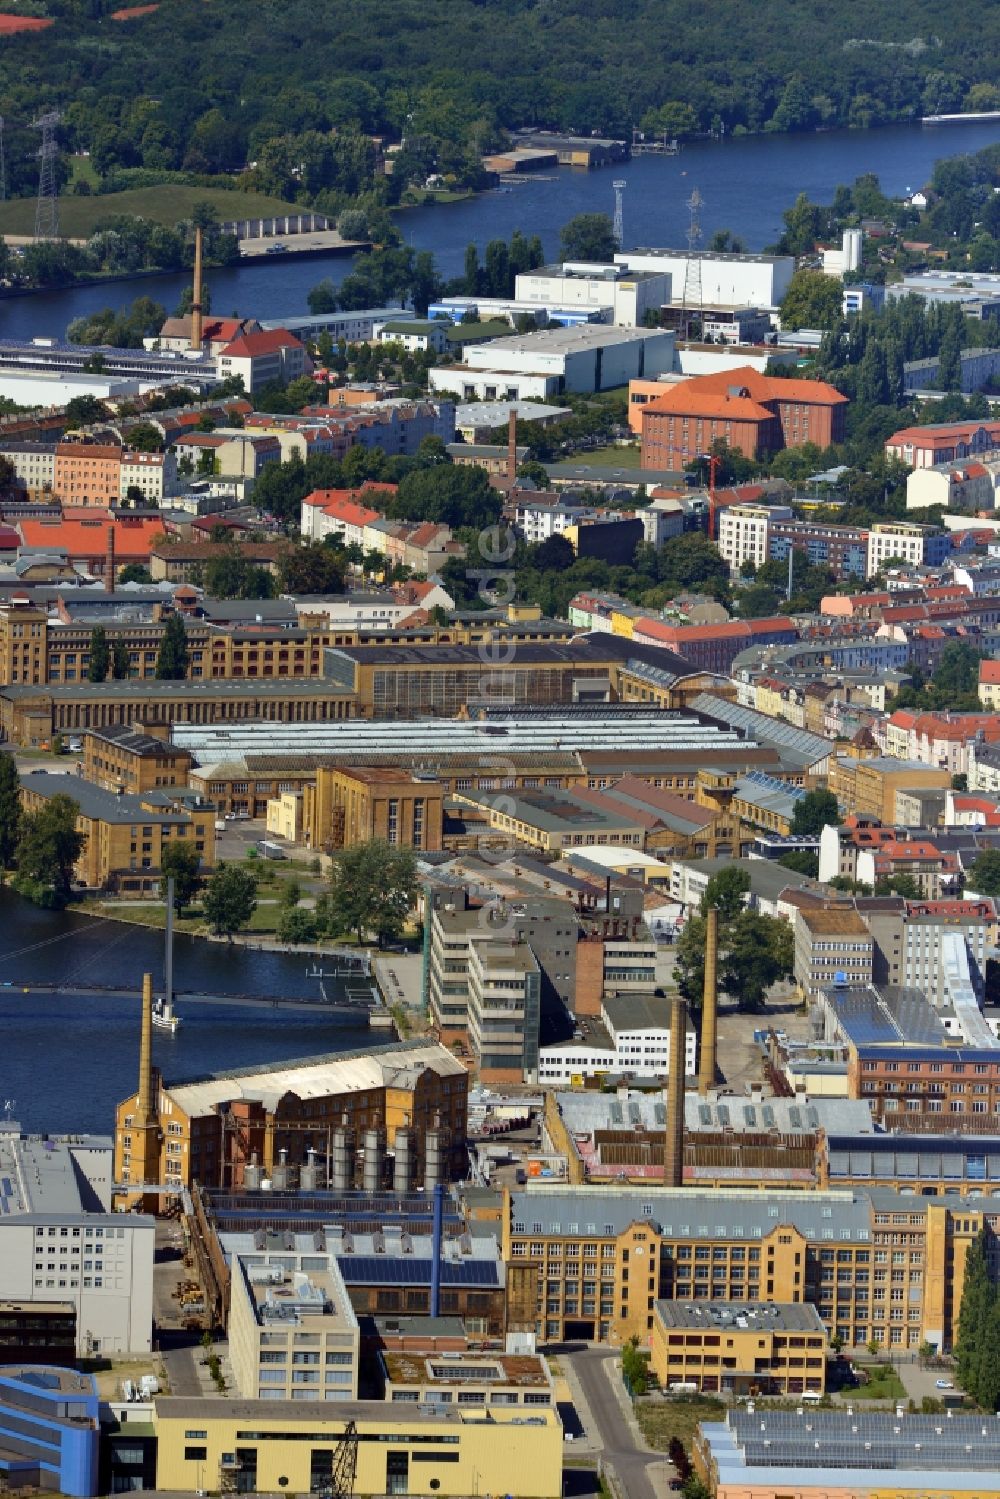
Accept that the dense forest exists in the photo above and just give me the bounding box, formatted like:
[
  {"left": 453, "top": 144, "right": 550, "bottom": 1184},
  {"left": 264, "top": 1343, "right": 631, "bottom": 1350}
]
[{"left": 1, "top": 0, "right": 1000, "bottom": 209}]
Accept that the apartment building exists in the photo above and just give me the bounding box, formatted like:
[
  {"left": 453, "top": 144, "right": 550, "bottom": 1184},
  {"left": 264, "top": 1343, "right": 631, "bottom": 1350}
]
[
  {"left": 867, "top": 521, "right": 951, "bottom": 573},
  {"left": 885, "top": 418, "right": 1000, "bottom": 469},
  {"left": 502, "top": 1183, "right": 981, "bottom": 1353},
  {"left": 148, "top": 539, "right": 289, "bottom": 584},
  {"left": 794, "top": 907, "right": 874, "bottom": 999},
  {"left": 718, "top": 504, "right": 868, "bottom": 580},
  {"left": 53, "top": 443, "right": 124, "bottom": 506},
  {"left": 827, "top": 757, "right": 952, "bottom": 822},
  {"left": 1, "top": 440, "right": 56, "bottom": 494},
  {"left": 18, "top": 771, "right": 215, "bottom": 895}
]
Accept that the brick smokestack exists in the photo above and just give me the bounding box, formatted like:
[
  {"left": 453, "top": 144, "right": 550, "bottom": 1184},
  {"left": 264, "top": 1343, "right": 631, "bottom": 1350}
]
[
  {"left": 507, "top": 407, "right": 518, "bottom": 481},
  {"left": 137, "top": 972, "right": 156, "bottom": 1124},
  {"left": 105, "top": 524, "right": 115, "bottom": 592},
  {"left": 664, "top": 992, "right": 687, "bottom": 1188},
  {"left": 190, "top": 225, "right": 204, "bottom": 352},
  {"left": 698, "top": 905, "right": 719, "bottom": 1096}
]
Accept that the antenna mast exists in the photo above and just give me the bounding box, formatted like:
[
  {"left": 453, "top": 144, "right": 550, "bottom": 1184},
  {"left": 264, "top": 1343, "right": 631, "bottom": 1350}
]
[
  {"left": 681, "top": 187, "right": 704, "bottom": 340},
  {"left": 612, "top": 179, "right": 626, "bottom": 251},
  {"left": 33, "top": 110, "right": 61, "bottom": 241}
]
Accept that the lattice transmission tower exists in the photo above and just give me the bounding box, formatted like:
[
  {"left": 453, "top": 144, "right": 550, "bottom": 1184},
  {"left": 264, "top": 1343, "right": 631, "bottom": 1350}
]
[
  {"left": 680, "top": 187, "right": 704, "bottom": 339},
  {"left": 613, "top": 179, "right": 626, "bottom": 250},
  {"left": 34, "top": 110, "right": 61, "bottom": 241}
]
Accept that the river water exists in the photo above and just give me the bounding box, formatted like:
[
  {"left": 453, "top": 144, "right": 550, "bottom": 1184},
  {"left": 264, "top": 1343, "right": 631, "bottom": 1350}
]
[
  {"left": 0, "top": 889, "right": 372, "bottom": 1135},
  {"left": 4, "top": 119, "right": 1000, "bottom": 341}
]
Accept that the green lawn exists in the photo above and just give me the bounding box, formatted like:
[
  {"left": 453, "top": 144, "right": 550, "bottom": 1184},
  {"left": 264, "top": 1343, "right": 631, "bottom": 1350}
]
[
  {"left": 583, "top": 443, "right": 643, "bottom": 468},
  {"left": 635, "top": 1394, "right": 726, "bottom": 1454},
  {"left": 0, "top": 184, "right": 306, "bottom": 238},
  {"left": 851, "top": 1364, "right": 906, "bottom": 1400}
]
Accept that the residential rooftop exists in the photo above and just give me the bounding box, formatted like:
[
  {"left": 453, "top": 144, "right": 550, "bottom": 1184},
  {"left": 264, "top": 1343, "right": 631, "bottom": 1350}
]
[{"left": 655, "top": 1300, "right": 826, "bottom": 1333}]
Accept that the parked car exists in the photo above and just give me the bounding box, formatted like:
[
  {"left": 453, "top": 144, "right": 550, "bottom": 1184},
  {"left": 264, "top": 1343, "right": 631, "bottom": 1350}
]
[{"left": 936, "top": 1380, "right": 954, "bottom": 1390}]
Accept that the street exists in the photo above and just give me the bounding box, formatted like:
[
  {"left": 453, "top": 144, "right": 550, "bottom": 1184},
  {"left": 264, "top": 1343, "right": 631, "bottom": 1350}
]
[{"left": 562, "top": 1347, "right": 676, "bottom": 1499}]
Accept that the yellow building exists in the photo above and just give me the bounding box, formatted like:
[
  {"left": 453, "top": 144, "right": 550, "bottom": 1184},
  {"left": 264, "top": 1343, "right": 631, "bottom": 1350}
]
[
  {"left": 304, "top": 766, "right": 444, "bottom": 854},
  {"left": 501, "top": 1183, "right": 986, "bottom": 1355},
  {"left": 228, "top": 1252, "right": 360, "bottom": 1402},
  {"left": 82, "top": 722, "right": 193, "bottom": 795},
  {"left": 19, "top": 770, "right": 215, "bottom": 896},
  {"left": 650, "top": 1300, "right": 828, "bottom": 1397},
  {"left": 828, "top": 756, "right": 951, "bottom": 822},
  {"left": 153, "top": 1397, "right": 563, "bottom": 1499},
  {"left": 0, "top": 597, "right": 47, "bottom": 687},
  {"left": 266, "top": 791, "right": 304, "bottom": 843}
]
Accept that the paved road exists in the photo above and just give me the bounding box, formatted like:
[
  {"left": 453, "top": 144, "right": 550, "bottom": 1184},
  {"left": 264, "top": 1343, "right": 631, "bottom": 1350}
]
[{"left": 566, "top": 1348, "right": 671, "bottom": 1499}]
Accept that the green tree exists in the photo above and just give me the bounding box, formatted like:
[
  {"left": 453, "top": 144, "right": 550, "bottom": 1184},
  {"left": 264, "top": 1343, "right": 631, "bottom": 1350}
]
[
  {"left": 87, "top": 625, "right": 110, "bottom": 683},
  {"left": 956, "top": 1229, "right": 994, "bottom": 1399},
  {"left": 780, "top": 269, "right": 845, "bottom": 331},
  {"left": 702, "top": 866, "right": 751, "bottom": 922},
  {"left": 559, "top": 212, "right": 618, "bottom": 261},
  {"left": 791, "top": 788, "right": 840, "bottom": 835},
  {"left": 327, "top": 840, "right": 417, "bottom": 945},
  {"left": 111, "top": 639, "right": 130, "bottom": 680},
  {"left": 0, "top": 755, "right": 21, "bottom": 873},
  {"left": 278, "top": 543, "right": 346, "bottom": 595},
  {"left": 968, "top": 849, "right": 1000, "bottom": 897},
  {"left": 203, "top": 863, "right": 258, "bottom": 937},
  {"left": 118, "top": 564, "right": 152, "bottom": 585},
  {"left": 155, "top": 613, "right": 189, "bottom": 679},
  {"left": 14, "top": 794, "right": 84, "bottom": 905},
  {"left": 778, "top": 849, "right": 819, "bottom": 877},
  {"left": 721, "top": 909, "right": 794, "bottom": 1011},
  {"left": 160, "top": 839, "right": 203, "bottom": 913},
  {"left": 278, "top": 906, "right": 318, "bottom": 944}
]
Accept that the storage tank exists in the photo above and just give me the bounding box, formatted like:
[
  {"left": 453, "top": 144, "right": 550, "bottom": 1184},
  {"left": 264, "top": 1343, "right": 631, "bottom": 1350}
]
[
  {"left": 393, "top": 1126, "right": 413, "bottom": 1194},
  {"left": 270, "top": 1148, "right": 296, "bottom": 1191},
  {"left": 331, "top": 1115, "right": 354, "bottom": 1192},
  {"left": 363, "top": 1123, "right": 385, "bottom": 1192},
  {"left": 243, "top": 1154, "right": 262, "bottom": 1191},
  {"left": 424, "top": 1112, "right": 447, "bottom": 1189},
  {"left": 299, "top": 1147, "right": 319, "bottom": 1192},
  {"left": 843, "top": 227, "right": 863, "bottom": 273}
]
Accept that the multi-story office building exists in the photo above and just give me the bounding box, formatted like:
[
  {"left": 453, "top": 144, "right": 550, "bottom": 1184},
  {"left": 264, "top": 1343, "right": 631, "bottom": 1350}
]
[
  {"left": 467, "top": 939, "right": 541, "bottom": 1083},
  {"left": 0, "top": 1367, "right": 101, "bottom": 1498},
  {"left": 501, "top": 1182, "right": 986, "bottom": 1354},
  {"left": 82, "top": 723, "right": 193, "bottom": 795},
  {"left": 794, "top": 907, "right": 875, "bottom": 999},
  {"left": 303, "top": 765, "right": 444, "bottom": 853},
  {"left": 227, "top": 1253, "right": 360, "bottom": 1402},
  {"left": 19, "top": 772, "right": 215, "bottom": 895},
  {"left": 650, "top": 1300, "right": 828, "bottom": 1397},
  {"left": 0, "top": 1128, "right": 153, "bottom": 1357}
]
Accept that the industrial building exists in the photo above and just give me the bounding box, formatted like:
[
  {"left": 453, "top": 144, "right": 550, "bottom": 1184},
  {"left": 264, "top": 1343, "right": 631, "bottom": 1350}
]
[
  {"left": 696, "top": 1407, "right": 1000, "bottom": 1499},
  {"left": 428, "top": 324, "right": 675, "bottom": 401},
  {"left": 615, "top": 248, "right": 795, "bottom": 309},
  {"left": 227, "top": 1251, "right": 360, "bottom": 1402},
  {"left": 152, "top": 1397, "right": 563, "bottom": 1499},
  {"left": 512, "top": 262, "right": 672, "bottom": 326},
  {"left": 114, "top": 981, "right": 469, "bottom": 1201}
]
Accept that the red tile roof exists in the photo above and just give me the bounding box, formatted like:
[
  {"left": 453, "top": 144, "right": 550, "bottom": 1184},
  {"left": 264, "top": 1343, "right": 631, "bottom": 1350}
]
[
  {"left": 0, "top": 12, "right": 54, "bottom": 30},
  {"left": 222, "top": 329, "right": 304, "bottom": 358},
  {"left": 18, "top": 517, "right": 166, "bottom": 559},
  {"left": 980, "top": 661, "right": 1000, "bottom": 684}
]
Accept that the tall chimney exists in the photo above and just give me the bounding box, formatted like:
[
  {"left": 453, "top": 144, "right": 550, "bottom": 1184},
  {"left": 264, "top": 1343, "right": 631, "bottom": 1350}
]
[
  {"left": 105, "top": 524, "right": 116, "bottom": 592},
  {"left": 190, "top": 225, "right": 204, "bottom": 352},
  {"left": 664, "top": 992, "right": 687, "bottom": 1188},
  {"left": 137, "top": 971, "right": 156, "bottom": 1124},
  {"left": 698, "top": 905, "right": 719, "bottom": 1096},
  {"left": 507, "top": 407, "right": 518, "bottom": 480}
]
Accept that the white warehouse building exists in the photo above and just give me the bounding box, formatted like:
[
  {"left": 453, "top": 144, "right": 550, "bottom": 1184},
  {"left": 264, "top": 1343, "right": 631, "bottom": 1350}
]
[
  {"left": 537, "top": 994, "right": 697, "bottom": 1086},
  {"left": 428, "top": 324, "right": 675, "bottom": 402},
  {"left": 513, "top": 262, "right": 672, "bottom": 327},
  {"left": 615, "top": 249, "right": 795, "bottom": 310}
]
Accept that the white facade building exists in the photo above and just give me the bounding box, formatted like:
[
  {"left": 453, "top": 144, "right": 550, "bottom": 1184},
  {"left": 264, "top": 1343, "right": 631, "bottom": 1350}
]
[
  {"left": 0, "top": 442, "right": 57, "bottom": 493},
  {"left": 615, "top": 249, "right": 795, "bottom": 310},
  {"left": 537, "top": 994, "right": 696, "bottom": 1085},
  {"left": 717, "top": 503, "right": 793, "bottom": 575},
  {"left": 0, "top": 1127, "right": 154, "bottom": 1356},
  {"left": 373, "top": 319, "right": 450, "bottom": 354},
  {"left": 513, "top": 263, "right": 671, "bottom": 327},
  {"left": 119, "top": 449, "right": 177, "bottom": 505},
  {"left": 866, "top": 522, "right": 951, "bottom": 575},
  {"left": 429, "top": 325, "right": 675, "bottom": 402}
]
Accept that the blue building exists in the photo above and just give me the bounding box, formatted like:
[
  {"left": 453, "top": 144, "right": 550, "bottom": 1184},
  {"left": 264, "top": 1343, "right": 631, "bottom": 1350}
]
[{"left": 0, "top": 1367, "right": 100, "bottom": 1497}]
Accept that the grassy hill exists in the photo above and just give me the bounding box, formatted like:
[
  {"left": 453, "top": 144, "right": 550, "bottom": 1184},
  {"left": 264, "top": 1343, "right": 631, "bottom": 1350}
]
[{"left": 0, "top": 185, "right": 306, "bottom": 239}]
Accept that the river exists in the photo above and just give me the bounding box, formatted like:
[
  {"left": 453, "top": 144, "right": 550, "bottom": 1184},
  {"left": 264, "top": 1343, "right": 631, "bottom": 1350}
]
[
  {"left": 4, "top": 119, "right": 1000, "bottom": 341},
  {"left": 0, "top": 889, "right": 373, "bottom": 1135}
]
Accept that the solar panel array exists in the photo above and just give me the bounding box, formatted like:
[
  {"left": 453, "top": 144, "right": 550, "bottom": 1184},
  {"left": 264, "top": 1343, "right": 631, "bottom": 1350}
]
[
  {"left": 337, "top": 1256, "right": 500, "bottom": 1287},
  {"left": 732, "top": 1410, "right": 1000, "bottom": 1473}
]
